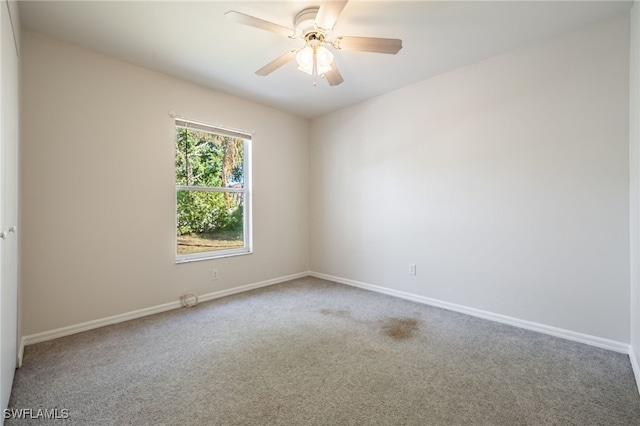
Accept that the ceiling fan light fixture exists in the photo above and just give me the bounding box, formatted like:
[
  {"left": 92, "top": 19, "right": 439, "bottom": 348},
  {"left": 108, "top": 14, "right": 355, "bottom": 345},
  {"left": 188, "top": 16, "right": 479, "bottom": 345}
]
[
  {"left": 296, "top": 46, "right": 314, "bottom": 74},
  {"left": 316, "top": 46, "right": 334, "bottom": 72},
  {"left": 296, "top": 44, "right": 333, "bottom": 76},
  {"left": 227, "top": 0, "right": 402, "bottom": 87}
]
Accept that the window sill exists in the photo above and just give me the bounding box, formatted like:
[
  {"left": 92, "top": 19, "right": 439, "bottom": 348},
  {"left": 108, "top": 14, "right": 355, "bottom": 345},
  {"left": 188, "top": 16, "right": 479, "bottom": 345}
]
[{"left": 175, "top": 250, "right": 252, "bottom": 264}]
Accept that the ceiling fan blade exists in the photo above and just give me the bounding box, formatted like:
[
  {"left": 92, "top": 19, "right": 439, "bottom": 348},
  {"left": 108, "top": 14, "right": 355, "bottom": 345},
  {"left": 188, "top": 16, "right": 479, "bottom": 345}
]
[
  {"left": 225, "top": 11, "right": 294, "bottom": 38},
  {"left": 336, "top": 36, "right": 403, "bottom": 54},
  {"left": 315, "top": 0, "right": 349, "bottom": 31},
  {"left": 323, "top": 62, "right": 344, "bottom": 86},
  {"left": 255, "top": 50, "right": 297, "bottom": 76}
]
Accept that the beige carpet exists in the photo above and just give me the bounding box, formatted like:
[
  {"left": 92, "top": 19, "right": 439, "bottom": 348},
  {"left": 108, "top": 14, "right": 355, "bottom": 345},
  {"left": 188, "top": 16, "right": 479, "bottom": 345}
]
[{"left": 8, "top": 277, "right": 640, "bottom": 425}]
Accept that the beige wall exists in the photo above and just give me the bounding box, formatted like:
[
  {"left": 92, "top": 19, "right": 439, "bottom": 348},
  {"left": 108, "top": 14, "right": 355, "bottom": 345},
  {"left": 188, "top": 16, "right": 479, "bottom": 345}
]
[
  {"left": 310, "top": 16, "right": 630, "bottom": 343},
  {"left": 20, "top": 31, "right": 309, "bottom": 336}
]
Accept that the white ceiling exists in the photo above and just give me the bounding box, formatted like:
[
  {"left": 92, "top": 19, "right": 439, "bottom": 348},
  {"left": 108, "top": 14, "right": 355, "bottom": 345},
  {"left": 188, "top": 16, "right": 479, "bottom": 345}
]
[{"left": 19, "top": 1, "right": 632, "bottom": 119}]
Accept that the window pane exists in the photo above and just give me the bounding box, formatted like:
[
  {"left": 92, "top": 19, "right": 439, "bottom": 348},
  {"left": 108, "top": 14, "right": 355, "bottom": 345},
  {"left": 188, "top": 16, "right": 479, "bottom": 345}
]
[
  {"left": 175, "top": 128, "right": 244, "bottom": 188},
  {"left": 176, "top": 190, "right": 244, "bottom": 255}
]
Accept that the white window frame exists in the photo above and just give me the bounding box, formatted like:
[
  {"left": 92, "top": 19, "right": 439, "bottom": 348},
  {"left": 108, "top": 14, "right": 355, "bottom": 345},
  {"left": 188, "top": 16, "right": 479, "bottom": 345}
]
[{"left": 175, "top": 118, "right": 252, "bottom": 263}]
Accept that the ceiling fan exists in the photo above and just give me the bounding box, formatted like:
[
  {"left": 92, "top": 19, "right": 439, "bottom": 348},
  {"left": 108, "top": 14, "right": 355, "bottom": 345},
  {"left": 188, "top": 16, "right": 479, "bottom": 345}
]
[{"left": 224, "top": 0, "right": 402, "bottom": 86}]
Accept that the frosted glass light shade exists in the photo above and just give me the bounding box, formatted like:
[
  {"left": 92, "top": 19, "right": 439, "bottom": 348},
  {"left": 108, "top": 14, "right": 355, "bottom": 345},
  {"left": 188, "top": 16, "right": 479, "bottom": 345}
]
[
  {"left": 296, "top": 45, "right": 334, "bottom": 75},
  {"left": 296, "top": 46, "right": 314, "bottom": 75},
  {"left": 315, "top": 46, "right": 333, "bottom": 74}
]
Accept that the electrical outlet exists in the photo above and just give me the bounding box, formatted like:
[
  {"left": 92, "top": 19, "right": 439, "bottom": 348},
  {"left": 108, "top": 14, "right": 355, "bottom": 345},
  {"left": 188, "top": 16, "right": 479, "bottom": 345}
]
[
  {"left": 409, "top": 264, "right": 416, "bottom": 275},
  {"left": 212, "top": 269, "right": 219, "bottom": 280}
]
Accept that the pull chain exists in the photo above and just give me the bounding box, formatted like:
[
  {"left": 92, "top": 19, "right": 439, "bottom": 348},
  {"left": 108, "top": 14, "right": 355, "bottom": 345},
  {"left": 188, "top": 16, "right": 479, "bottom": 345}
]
[{"left": 312, "top": 48, "right": 318, "bottom": 86}]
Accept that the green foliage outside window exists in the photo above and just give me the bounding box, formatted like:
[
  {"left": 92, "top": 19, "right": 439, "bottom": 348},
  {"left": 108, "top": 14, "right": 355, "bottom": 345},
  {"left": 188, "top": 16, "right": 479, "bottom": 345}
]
[{"left": 175, "top": 127, "right": 244, "bottom": 238}]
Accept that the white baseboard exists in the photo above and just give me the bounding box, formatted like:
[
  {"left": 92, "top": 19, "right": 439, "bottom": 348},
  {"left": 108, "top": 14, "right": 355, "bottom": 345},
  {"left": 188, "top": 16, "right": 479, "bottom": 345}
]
[
  {"left": 630, "top": 346, "right": 640, "bottom": 395},
  {"left": 17, "top": 341, "right": 24, "bottom": 368},
  {"left": 18, "top": 271, "right": 309, "bottom": 365},
  {"left": 18, "top": 270, "right": 632, "bottom": 368},
  {"left": 310, "top": 271, "right": 630, "bottom": 354}
]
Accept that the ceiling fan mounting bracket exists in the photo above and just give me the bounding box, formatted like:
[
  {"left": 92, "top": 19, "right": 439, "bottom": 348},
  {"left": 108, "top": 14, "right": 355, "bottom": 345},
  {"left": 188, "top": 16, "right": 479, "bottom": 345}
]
[{"left": 294, "top": 7, "right": 321, "bottom": 38}]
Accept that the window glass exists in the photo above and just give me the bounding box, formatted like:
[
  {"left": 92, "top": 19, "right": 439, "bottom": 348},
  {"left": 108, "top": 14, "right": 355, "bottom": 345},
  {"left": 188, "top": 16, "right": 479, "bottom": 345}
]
[{"left": 175, "top": 121, "right": 251, "bottom": 262}]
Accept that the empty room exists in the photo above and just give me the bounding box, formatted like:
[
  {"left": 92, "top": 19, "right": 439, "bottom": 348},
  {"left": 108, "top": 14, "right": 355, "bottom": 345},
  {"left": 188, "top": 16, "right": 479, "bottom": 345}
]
[{"left": 2, "top": 0, "right": 640, "bottom": 424}]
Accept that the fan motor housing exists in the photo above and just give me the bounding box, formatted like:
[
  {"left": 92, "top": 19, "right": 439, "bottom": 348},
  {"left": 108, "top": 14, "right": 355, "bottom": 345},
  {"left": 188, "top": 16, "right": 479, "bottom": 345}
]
[{"left": 294, "top": 7, "right": 320, "bottom": 37}]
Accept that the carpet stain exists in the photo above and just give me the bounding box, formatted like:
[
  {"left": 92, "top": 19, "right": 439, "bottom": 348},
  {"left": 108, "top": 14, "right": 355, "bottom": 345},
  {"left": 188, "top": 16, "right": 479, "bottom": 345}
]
[
  {"left": 381, "top": 317, "right": 419, "bottom": 340},
  {"left": 320, "top": 309, "right": 350, "bottom": 318}
]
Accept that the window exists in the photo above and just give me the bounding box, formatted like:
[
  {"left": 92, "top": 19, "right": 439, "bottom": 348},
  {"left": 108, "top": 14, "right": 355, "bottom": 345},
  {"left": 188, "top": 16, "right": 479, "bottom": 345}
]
[{"left": 175, "top": 118, "right": 251, "bottom": 262}]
